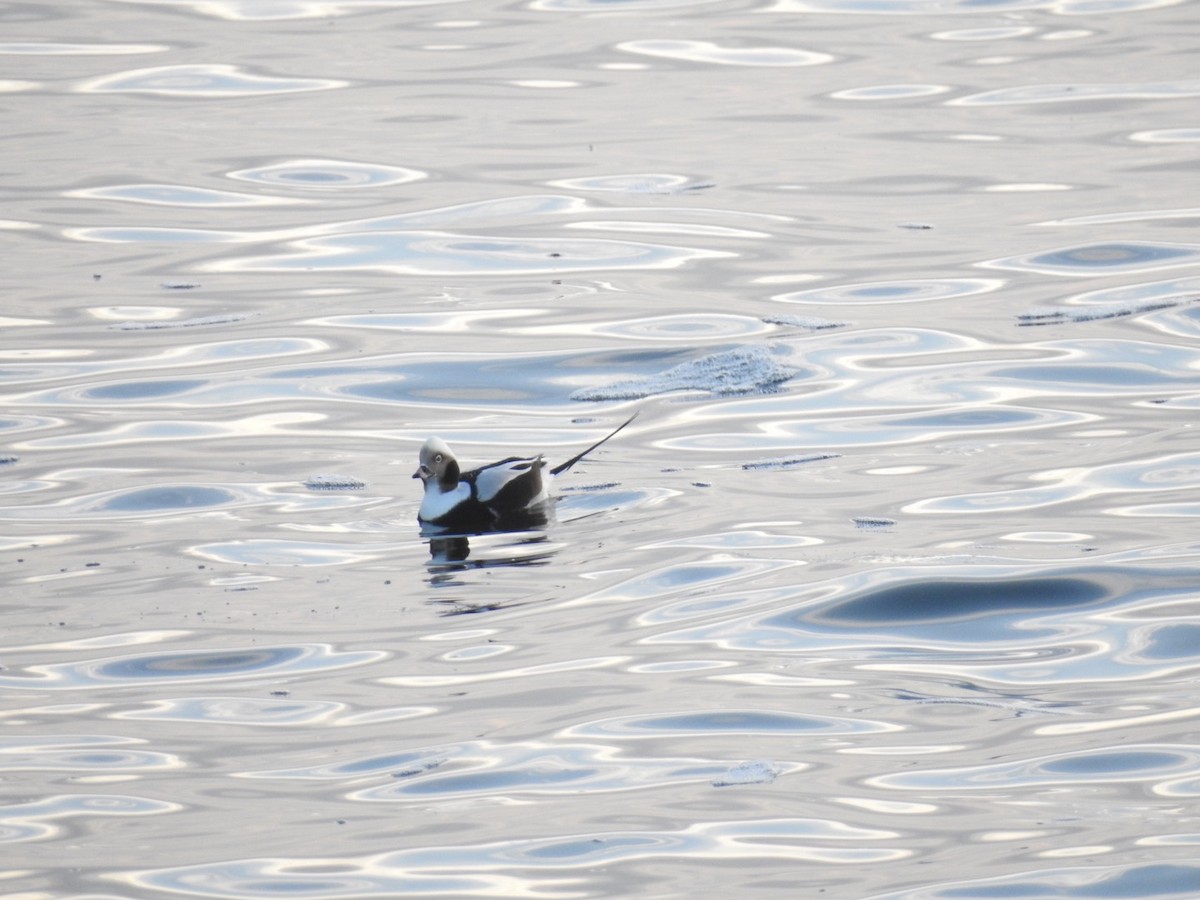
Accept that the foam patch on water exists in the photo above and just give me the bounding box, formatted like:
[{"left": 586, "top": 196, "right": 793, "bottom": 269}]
[
  {"left": 1016, "top": 298, "right": 1193, "bottom": 326},
  {"left": 304, "top": 475, "right": 367, "bottom": 491},
  {"left": 742, "top": 453, "right": 840, "bottom": 471},
  {"left": 109, "top": 313, "right": 251, "bottom": 330},
  {"left": 853, "top": 516, "right": 897, "bottom": 530},
  {"left": 711, "top": 760, "right": 781, "bottom": 787},
  {"left": 571, "top": 345, "right": 797, "bottom": 400},
  {"left": 761, "top": 314, "right": 848, "bottom": 330}
]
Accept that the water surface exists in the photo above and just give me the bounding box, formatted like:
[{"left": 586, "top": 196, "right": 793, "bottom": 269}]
[{"left": 4, "top": 0, "right": 1200, "bottom": 896}]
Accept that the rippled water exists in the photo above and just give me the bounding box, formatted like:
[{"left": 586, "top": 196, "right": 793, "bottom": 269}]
[{"left": 5, "top": 0, "right": 1200, "bottom": 896}]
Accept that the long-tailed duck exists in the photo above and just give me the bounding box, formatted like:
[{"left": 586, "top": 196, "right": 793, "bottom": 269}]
[{"left": 413, "top": 413, "right": 637, "bottom": 533}]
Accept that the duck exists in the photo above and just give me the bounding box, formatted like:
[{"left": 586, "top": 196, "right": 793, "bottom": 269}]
[{"left": 413, "top": 413, "right": 637, "bottom": 534}]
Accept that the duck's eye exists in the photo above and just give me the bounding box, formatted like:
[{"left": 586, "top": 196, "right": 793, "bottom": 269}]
[{"left": 434, "top": 453, "right": 443, "bottom": 464}]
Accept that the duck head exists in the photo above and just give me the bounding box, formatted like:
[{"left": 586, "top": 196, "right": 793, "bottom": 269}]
[{"left": 413, "top": 437, "right": 460, "bottom": 491}]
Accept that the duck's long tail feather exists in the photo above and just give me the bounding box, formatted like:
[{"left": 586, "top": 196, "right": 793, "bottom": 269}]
[{"left": 550, "top": 412, "right": 638, "bottom": 477}]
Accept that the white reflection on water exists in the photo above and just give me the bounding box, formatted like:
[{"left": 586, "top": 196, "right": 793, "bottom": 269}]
[
  {"left": 766, "top": 0, "right": 1184, "bottom": 11},
  {"left": 0, "top": 794, "right": 180, "bottom": 844},
  {"left": 0, "top": 42, "right": 168, "bottom": 55},
  {"left": 76, "top": 65, "right": 349, "bottom": 96},
  {"left": 67, "top": 183, "right": 310, "bottom": 207},
  {"left": 617, "top": 39, "right": 835, "bottom": 67},
  {"left": 205, "top": 231, "right": 734, "bottom": 276},
  {"left": 951, "top": 80, "right": 1200, "bottom": 106},
  {"left": 908, "top": 451, "right": 1200, "bottom": 516},
  {"left": 121, "top": 817, "right": 906, "bottom": 899},
  {"left": 113, "top": 696, "right": 436, "bottom": 726},
  {"left": 104, "top": 0, "right": 457, "bottom": 21}
]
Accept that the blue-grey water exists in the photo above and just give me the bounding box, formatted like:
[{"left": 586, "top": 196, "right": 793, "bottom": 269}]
[{"left": 3, "top": 0, "right": 1200, "bottom": 897}]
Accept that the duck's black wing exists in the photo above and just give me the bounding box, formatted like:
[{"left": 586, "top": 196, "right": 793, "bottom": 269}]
[{"left": 465, "top": 455, "right": 547, "bottom": 508}]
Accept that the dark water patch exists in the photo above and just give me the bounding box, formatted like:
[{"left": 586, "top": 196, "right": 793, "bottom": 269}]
[
  {"left": 103, "top": 485, "right": 238, "bottom": 512},
  {"left": 985, "top": 241, "right": 1200, "bottom": 276},
  {"left": 0, "top": 644, "right": 384, "bottom": 690},
  {"left": 346, "top": 357, "right": 565, "bottom": 406},
  {"left": 85, "top": 647, "right": 304, "bottom": 680},
  {"left": 873, "top": 744, "right": 1200, "bottom": 792},
  {"left": 746, "top": 565, "right": 1200, "bottom": 647},
  {"left": 1041, "top": 749, "right": 1183, "bottom": 776},
  {"left": 84, "top": 379, "right": 206, "bottom": 400},
  {"left": 577, "top": 560, "right": 1200, "bottom": 665},
  {"left": 565, "top": 709, "right": 895, "bottom": 738},
  {"left": 0, "top": 735, "right": 180, "bottom": 772},
  {"left": 1076, "top": 863, "right": 1200, "bottom": 898},
  {"left": 900, "top": 408, "right": 1047, "bottom": 429},
  {"left": 1137, "top": 623, "right": 1200, "bottom": 660},
  {"left": 227, "top": 158, "right": 426, "bottom": 190},
  {"left": 808, "top": 575, "right": 1107, "bottom": 628},
  {"left": 773, "top": 277, "right": 998, "bottom": 306}
]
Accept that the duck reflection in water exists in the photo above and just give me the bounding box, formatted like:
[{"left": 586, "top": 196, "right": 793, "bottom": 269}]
[
  {"left": 423, "top": 508, "right": 550, "bottom": 567},
  {"left": 413, "top": 414, "right": 636, "bottom": 567}
]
